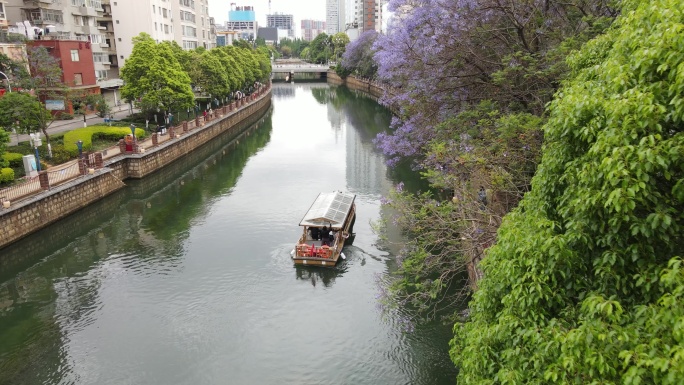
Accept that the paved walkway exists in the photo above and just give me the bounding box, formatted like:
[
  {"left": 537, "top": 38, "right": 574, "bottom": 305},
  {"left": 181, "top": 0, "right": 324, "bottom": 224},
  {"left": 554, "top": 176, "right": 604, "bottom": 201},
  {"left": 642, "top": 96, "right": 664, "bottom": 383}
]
[{"left": 9, "top": 104, "right": 139, "bottom": 146}]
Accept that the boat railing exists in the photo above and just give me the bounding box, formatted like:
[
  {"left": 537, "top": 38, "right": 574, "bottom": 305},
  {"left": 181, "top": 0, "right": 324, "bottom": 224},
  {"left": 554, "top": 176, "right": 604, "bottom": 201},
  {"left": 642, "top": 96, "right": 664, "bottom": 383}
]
[{"left": 295, "top": 243, "right": 333, "bottom": 259}]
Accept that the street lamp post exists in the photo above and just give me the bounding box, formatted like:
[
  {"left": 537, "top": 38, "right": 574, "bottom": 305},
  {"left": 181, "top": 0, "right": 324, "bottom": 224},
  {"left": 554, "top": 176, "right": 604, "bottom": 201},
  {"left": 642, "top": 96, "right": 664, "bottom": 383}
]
[{"left": 0, "top": 71, "right": 11, "bottom": 93}]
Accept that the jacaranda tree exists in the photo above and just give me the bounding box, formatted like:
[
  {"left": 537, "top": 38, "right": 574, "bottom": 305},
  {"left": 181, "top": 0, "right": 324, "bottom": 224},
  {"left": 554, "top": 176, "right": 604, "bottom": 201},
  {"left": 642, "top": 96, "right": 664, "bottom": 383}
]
[
  {"left": 340, "top": 30, "right": 379, "bottom": 79},
  {"left": 374, "top": 0, "right": 619, "bottom": 325},
  {"left": 373, "top": 0, "right": 617, "bottom": 165}
]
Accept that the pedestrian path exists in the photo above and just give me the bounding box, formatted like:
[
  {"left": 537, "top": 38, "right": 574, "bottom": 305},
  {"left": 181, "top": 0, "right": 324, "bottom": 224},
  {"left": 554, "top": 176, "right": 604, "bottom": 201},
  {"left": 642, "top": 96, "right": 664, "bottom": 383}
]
[{"left": 8, "top": 104, "right": 138, "bottom": 146}]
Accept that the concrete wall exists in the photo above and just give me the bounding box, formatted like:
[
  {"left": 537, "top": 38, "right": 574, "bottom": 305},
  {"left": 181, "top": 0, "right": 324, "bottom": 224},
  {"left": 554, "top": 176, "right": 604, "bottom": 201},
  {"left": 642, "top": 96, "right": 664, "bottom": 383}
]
[{"left": 0, "top": 91, "right": 272, "bottom": 251}]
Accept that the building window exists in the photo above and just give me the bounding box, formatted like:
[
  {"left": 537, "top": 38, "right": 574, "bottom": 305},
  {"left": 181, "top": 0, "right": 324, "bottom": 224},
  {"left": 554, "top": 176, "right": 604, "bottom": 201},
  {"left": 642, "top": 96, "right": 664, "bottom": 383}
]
[
  {"left": 116, "top": 20, "right": 119, "bottom": 24},
  {"left": 74, "top": 73, "right": 83, "bottom": 86},
  {"left": 164, "top": 24, "right": 169, "bottom": 33},
  {"left": 155, "top": 22, "right": 157, "bottom": 31},
  {"left": 71, "top": 49, "right": 80, "bottom": 61}
]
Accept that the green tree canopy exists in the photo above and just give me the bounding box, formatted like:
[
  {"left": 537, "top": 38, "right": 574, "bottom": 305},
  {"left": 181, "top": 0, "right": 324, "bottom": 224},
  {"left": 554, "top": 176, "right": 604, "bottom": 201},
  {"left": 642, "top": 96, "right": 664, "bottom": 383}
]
[
  {"left": 309, "top": 33, "right": 331, "bottom": 64},
  {"left": 331, "top": 32, "right": 350, "bottom": 63},
  {"left": 452, "top": 0, "right": 684, "bottom": 383},
  {"left": 0, "top": 92, "right": 52, "bottom": 135},
  {"left": 120, "top": 33, "right": 195, "bottom": 114}
]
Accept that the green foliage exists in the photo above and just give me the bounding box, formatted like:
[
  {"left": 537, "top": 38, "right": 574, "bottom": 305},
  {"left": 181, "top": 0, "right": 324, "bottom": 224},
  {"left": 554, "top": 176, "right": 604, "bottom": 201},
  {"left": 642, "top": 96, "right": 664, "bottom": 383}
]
[
  {"left": 63, "top": 126, "right": 146, "bottom": 153},
  {"left": 452, "top": 1, "right": 684, "bottom": 383},
  {"left": 0, "top": 52, "right": 29, "bottom": 91},
  {"left": 48, "top": 144, "right": 74, "bottom": 164},
  {"left": 59, "top": 113, "right": 74, "bottom": 120},
  {"left": 331, "top": 32, "right": 350, "bottom": 62},
  {"left": 121, "top": 33, "right": 195, "bottom": 115},
  {"left": 335, "top": 63, "right": 351, "bottom": 78},
  {"left": 309, "top": 33, "right": 332, "bottom": 64},
  {"left": 382, "top": 189, "right": 472, "bottom": 319},
  {"left": 0, "top": 92, "right": 52, "bottom": 135},
  {"left": 278, "top": 38, "right": 309, "bottom": 58},
  {"left": 71, "top": 93, "right": 111, "bottom": 118},
  {"left": 0, "top": 167, "right": 14, "bottom": 184},
  {"left": 0, "top": 128, "right": 8, "bottom": 166},
  {"left": 2, "top": 152, "right": 23, "bottom": 168}
]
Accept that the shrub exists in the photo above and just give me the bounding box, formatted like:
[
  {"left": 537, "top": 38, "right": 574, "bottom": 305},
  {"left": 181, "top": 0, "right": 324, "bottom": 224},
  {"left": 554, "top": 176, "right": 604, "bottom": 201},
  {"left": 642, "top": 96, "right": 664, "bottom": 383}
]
[
  {"left": 2, "top": 152, "right": 24, "bottom": 168},
  {"left": 49, "top": 144, "right": 76, "bottom": 164},
  {"left": 63, "top": 126, "right": 146, "bottom": 153},
  {"left": 0, "top": 168, "right": 14, "bottom": 184},
  {"left": 59, "top": 113, "right": 74, "bottom": 120}
]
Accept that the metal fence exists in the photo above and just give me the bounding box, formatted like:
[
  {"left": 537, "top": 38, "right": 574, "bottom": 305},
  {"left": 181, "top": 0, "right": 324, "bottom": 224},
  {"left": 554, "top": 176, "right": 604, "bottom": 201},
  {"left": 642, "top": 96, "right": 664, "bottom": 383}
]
[
  {"left": 0, "top": 175, "right": 41, "bottom": 203},
  {"left": 46, "top": 161, "right": 81, "bottom": 187}
]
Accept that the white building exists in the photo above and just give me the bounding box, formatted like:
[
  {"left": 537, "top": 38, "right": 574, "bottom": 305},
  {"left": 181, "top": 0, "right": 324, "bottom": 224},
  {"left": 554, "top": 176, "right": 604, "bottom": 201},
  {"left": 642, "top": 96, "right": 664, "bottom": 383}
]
[
  {"left": 326, "top": 0, "right": 345, "bottom": 35},
  {"left": 111, "top": 0, "right": 214, "bottom": 65}
]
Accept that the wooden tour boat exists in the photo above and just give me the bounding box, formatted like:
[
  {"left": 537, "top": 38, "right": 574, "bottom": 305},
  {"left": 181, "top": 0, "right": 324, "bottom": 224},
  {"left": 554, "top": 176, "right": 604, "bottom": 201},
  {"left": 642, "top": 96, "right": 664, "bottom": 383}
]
[{"left": 291, "top": 191, "right": 356, "bottom": 267}]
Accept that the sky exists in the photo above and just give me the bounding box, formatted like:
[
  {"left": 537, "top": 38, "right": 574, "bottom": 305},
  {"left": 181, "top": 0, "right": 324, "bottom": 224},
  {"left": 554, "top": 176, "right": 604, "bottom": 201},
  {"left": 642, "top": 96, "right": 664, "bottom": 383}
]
[{"left": 207, "top": 0, "right": 328, "bottom": 27}]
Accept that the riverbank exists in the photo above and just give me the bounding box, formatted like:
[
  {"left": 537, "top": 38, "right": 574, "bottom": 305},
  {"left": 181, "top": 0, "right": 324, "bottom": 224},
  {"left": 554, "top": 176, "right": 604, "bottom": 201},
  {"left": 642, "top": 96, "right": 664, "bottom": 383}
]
[{"left": 0, "top": 88, "right": 272, "bottom": 250}]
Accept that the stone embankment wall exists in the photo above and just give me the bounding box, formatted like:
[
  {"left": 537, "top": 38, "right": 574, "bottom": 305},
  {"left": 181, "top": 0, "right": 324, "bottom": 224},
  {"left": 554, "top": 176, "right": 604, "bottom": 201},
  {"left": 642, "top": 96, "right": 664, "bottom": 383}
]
[
  {"left": 0, "top": 92, "right": 272, "bottom": 250},
  {"left": 0, "top": 172, "right": 126, "bottom": 249},
  {"left": 327, "top": 71, "right": 398, "bottom": 114}
]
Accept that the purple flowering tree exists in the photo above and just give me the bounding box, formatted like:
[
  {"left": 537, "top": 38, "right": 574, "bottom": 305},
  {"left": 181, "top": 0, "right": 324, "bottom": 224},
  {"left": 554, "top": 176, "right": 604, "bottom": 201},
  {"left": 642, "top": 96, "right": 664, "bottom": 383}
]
[
  {"left": 373, "top": 0, "right": 617, "bottom": 164},
  {"left": 340, "top": 30, "right": 379, "bottom": 79},
  {"left": 374, "top": 0, "right": 619, "bottom": 328}
]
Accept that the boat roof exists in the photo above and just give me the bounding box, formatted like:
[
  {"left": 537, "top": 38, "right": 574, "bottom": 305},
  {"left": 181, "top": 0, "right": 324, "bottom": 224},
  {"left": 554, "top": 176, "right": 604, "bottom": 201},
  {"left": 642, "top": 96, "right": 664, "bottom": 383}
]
[{"left": 299, "top": 191, "right": 356, "bottom": 229}]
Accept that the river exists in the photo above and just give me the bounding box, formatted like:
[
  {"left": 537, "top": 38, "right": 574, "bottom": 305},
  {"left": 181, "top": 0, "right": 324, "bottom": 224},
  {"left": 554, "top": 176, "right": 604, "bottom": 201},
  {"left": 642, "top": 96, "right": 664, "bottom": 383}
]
[{"left": 0, "top": 83, "right": 457, "bottom": 385}]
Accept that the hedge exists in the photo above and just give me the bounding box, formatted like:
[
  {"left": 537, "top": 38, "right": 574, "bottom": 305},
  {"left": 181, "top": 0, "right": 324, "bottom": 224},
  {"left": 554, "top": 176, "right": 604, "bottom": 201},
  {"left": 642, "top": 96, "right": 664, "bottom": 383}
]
[
  {"left": 2, "top": 152, "right": 24, "bottom": 168},
  {"left": 63, "top": 126, "right": 147, "bottom": 153},
  {"left": 0, "top": 168, "right": 14, "bottom": 184}
]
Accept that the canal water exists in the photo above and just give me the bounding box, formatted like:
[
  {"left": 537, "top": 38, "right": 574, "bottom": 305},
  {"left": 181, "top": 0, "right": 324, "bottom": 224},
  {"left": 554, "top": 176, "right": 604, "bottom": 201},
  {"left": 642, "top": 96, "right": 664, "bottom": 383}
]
[{"left": 0, "top": 83, "right": 457, "bottom": 385}]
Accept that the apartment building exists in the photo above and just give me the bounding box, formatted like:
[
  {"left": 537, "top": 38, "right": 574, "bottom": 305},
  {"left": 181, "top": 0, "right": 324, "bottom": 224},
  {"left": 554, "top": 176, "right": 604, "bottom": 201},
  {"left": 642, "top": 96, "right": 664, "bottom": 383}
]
[
  {"left": 111, "top": 0, "right": 214, "bottom": 63},
  {"left": 300, "top": 19, "right": 325, "bottom": 42},
  {"left": 326, "top": 0, "right": 345, "bottom": 35},
  {"left": 266, "top": 13, "right": 293, "bottom": 39},
  {"left": 352, "top": 0, "right": 386, "bottom": 33},
  {"left": 5, "top": 0, "right": 214, "bottom": 72}
]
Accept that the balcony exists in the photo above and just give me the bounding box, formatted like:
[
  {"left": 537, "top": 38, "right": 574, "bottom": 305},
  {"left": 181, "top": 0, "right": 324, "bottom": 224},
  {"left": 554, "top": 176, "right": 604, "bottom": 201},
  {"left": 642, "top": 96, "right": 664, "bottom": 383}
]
[{"left": 79, "top": 6, "right": 99, "bottom": 17}]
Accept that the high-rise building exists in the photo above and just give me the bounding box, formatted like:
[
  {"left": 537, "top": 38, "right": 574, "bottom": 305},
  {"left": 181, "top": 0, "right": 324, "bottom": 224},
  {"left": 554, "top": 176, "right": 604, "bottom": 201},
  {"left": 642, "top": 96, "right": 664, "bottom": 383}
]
[
  {"left": 266, "top": 13, "right": 293, "bottom": 39},
  {"left": 226, "top": 5, "right": 257, "bottom": 41},
  {"left": 326, "top": 0, "right": 345, "bottom": 35},
  {"left": 301, "top": 19, "right": 325, "bottom": 42},
  {"left": 352, "top": 0, "right": 386, "bottom": 33}
]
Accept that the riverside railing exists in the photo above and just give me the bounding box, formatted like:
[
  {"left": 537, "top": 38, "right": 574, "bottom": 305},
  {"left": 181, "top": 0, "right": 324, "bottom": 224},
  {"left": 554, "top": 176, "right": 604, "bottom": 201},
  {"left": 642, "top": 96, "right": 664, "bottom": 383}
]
[
  {"left": 0, "top": 83, "right": 271, "bottom": 209},
  {"left": 0, "top": 175, "right": 41, "bottom": 204}
]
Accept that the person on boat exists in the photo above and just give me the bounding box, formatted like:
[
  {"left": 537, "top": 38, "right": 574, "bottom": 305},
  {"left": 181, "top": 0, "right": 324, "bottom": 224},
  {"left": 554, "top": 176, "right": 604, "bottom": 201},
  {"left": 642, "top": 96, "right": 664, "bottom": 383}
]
[
  {"left": 309, "top": 226, "right": 320, "bottom": 240},
  {"left": 321, "top": 225, "right": 330, "bottom": 245}
]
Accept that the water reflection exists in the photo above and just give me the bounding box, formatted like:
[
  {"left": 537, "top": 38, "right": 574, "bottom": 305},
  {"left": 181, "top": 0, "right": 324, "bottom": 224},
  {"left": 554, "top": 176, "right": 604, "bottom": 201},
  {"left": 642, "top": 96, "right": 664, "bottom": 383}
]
[
  {"left": 0, "top": 112, "right": 274, "bottom": 385},
  {"left": 294, "top": 264, "right": 347, "bottom": 288}
]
